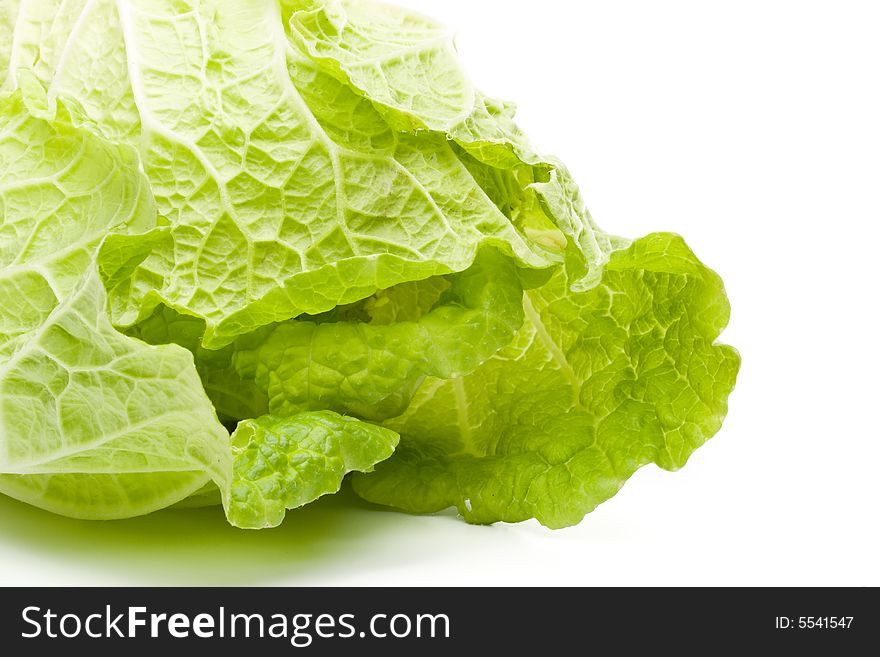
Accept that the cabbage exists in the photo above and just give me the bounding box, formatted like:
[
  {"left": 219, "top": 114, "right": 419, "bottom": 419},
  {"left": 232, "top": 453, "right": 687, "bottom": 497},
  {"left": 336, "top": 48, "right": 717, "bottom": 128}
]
[{"left": 0, "top": 0, "right": 739, "bottom": 529}]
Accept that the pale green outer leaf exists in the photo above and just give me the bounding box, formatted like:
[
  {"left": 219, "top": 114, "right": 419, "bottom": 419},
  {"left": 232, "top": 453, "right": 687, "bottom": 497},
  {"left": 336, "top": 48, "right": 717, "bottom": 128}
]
[
  {"left": 0, "top": 0, "right": 20, "bottom": 89},
  {"left": 286, "top": 0, "right": 475, "bottom": 130},
  {"left": 353, "top": 233, "right": 741, "bottom": 529},
  {"left": 3, "top": 1, "right": 86, "bottom": 93},
  {"left": 0, "top": 92, "right": 155, "bottom": 354},
  {"left": 227, "top": 412, "right": 398, "bottom": 529},
  {"left": 0, "top": 93, "right": 231, "bottom": 519},
  {"left": 286, "top": 0, "right": 613, "bottom": 287},
  {"left": 286, "top": 0, "right": 540, "bottom": 165},
  {"left": 9, "top": 0, "right": 558, "bottom": 348}
]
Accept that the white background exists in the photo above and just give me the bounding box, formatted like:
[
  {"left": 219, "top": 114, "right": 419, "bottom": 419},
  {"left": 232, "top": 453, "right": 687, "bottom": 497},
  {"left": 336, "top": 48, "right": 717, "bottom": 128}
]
[{"left": 1, "top": 0, "right": 878, "bottom": 586}]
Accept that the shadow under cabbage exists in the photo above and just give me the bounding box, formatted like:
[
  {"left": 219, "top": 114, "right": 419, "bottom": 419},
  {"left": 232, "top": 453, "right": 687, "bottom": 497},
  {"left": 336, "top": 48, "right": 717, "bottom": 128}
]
[{"left": 0, "top": 483, "right": 460, "bottom": 585}]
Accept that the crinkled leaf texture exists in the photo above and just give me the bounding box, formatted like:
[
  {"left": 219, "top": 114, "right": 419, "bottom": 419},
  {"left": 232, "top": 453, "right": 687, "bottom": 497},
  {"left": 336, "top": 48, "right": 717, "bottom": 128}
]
[
  {"left": 227, "top": 412, "right": 398, "bottom": 528},
  {"left": 353, "top": 234, "right": 741, "bottom": 529},
  {"left": 0, "top": 0, "right": 739, "bottom": 529}
]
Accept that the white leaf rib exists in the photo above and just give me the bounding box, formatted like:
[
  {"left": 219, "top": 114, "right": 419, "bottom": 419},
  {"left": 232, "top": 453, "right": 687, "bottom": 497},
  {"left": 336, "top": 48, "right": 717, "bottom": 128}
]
[
  {"left": 45, "top": 0, "right": 97, "bottom": 103},
  {"left": 1, "top": 410, "right": 208, "bottom": 471},
  {"left": 4, "top": 0, "right": 26, "bottom": 88},
  {"left": 522, "top": 293, "right": 581, "bottom": 407}
]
